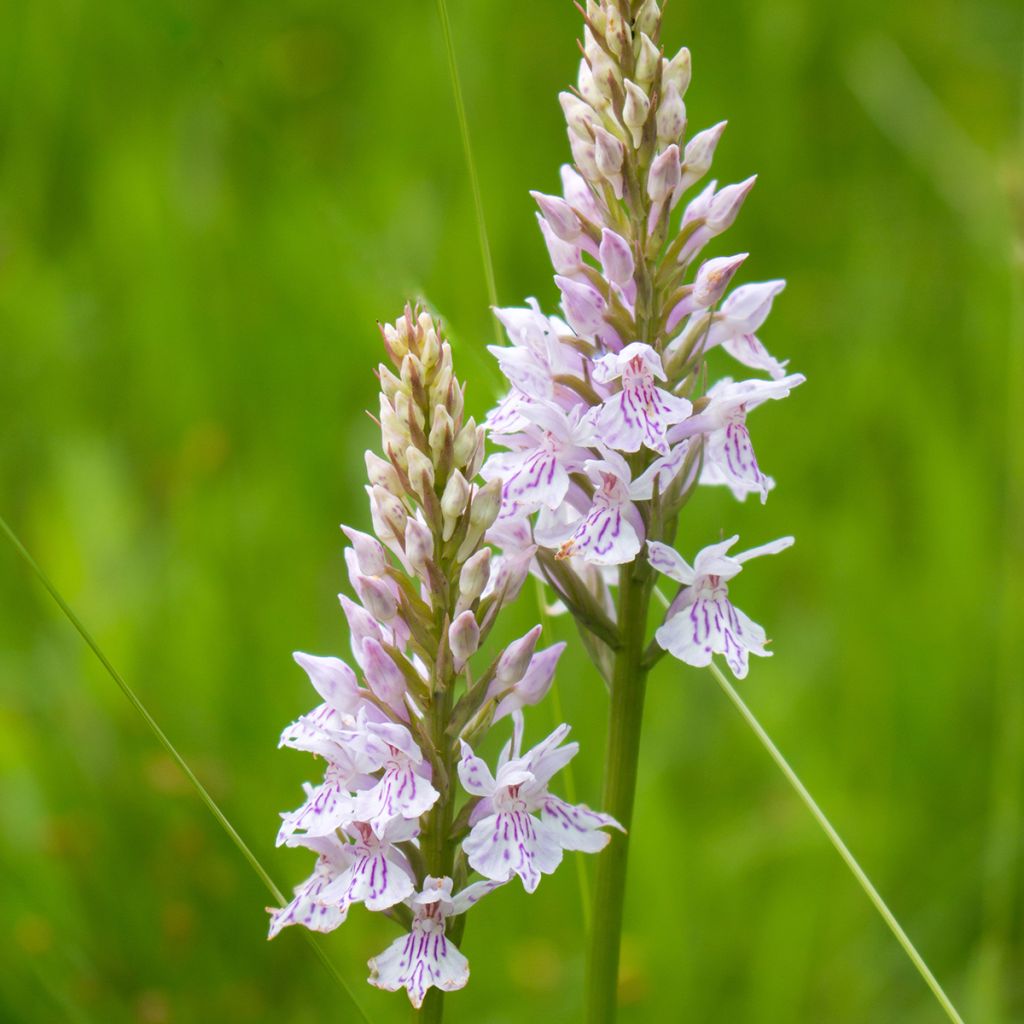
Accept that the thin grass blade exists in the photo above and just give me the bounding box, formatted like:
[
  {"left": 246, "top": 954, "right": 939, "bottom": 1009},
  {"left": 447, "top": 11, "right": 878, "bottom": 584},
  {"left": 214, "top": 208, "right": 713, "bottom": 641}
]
[
  {"left": 0, "top": 515, "right": 372, "bottom": 1023},
  {"left": 707, "top": 660, "right": 966, "bottom": 1024}
]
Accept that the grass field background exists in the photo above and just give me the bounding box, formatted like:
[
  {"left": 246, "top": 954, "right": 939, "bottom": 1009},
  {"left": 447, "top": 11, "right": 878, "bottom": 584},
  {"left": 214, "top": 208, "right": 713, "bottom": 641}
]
[{"left": 1, "top": 1, "right": 1022, "bottom": 1021}]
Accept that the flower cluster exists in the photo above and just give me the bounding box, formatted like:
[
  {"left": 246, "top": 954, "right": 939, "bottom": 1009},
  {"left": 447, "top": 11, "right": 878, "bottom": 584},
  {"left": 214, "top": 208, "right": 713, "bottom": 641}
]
[
  {"left": 270, "top": 308, "right": 620, "bottom": 1008},
  {"left": 482, "top": 0, "right": 802, "bottom": 678}
]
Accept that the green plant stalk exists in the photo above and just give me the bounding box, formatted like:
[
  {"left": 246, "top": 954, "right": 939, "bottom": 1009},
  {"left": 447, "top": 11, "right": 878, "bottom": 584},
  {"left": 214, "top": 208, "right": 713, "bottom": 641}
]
[
  {"left": 708, "top": 660, "right": 966, "bottom": 1024},
  {"left": 585, "top": 564, "right": 650, "bottom": 1024},
  {"left": 418, "top": 674, "right": 457, "bottom": 1024},
  {"left": 0, "top": 515, "right": 372, "bottom": 1023}
]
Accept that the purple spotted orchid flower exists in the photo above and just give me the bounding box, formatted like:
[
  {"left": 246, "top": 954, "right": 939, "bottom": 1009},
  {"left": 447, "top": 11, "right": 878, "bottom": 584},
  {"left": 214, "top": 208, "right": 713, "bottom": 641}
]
[
  {"left": 459, "top": 713, "right": 622, "bottom": 892},
  {"left": 367, "top": 876, "right": 501, "bottom": 1008},
  {"left": 648, "top": 536, "right": 794, "bottom": 678}
]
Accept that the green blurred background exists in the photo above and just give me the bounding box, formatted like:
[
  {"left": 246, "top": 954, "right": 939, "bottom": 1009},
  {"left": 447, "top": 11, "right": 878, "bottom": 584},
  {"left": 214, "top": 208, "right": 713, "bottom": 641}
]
[{"left": 1, "top": 0, "right": 1022, "bottom": 1021}]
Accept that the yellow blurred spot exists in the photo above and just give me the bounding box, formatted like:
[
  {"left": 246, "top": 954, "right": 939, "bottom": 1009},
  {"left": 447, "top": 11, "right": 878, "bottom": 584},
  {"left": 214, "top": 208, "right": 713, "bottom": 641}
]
[
  {"left": 507, "top": 936, "right": 565, "bottom": 994},
  {"left": 15, "top": 914, "right": 52, "bottom": 954}
]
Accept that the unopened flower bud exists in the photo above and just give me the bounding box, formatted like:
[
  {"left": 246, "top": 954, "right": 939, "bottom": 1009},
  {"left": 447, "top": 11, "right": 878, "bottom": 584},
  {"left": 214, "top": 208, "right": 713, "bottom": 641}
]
[
  {"left": 635, "top": 0, "right": 660, "bottom": 37},
  {"left": 469, "top": 478, "right": 502, "bottom": 535},
  {"left": 458, "top": 548, "right": 492, "bottom": 605},
  {"left": 539, "top": 216, "right": 583, "bottom": 274},
  {"left": 560, "top": 164, "right": 601, "bottom": 223},
  {"left": 428, "top": 347, "right": 454, "bottom": 408},
  {"left": 448, "top": 611, "right": 480, "bottom": 670},
  {"left": 361, "top": 638, "right": 408, "bottom": 717},
  {"left": 353, "top": 574, "right": 398, "bottom": 622},
  {"left": 656, "top": 82, "right": 687, "bottom": 147},
  {"left": 663, "top": 47, "right": 692, "bottom": 97},
  {"left": 406, "top": 446, "right": 435, "bottom": 499},
  {"left": 452, "top": 418, "right": 478, "bottom": 469},
  {"left": 341, "top": 526, "right": 388, "bottom": 577},
  {"left": 530, "top": 191, "right": 582, "bottom": 242},
  {"left": 647, "top": 144, "right": 681, "bottom": 203},
  {"left": 622, "top": 80, "right": 650, "bottom": 149},
  {"left": 602, "top": 2, "right": 629, "bottom": 57},
  {"left": 495, "top": 624, "right": 542, "bottom": 687},
  {"left": 599, "top": 229, "right": 634, "bottom": 286},
  {"left": 428, "top": 405, "right": 455, "bottom": 462},
  {"left": 440, "top": 471, "right": 471, "bottom": 541},
  {"left": 706, "top": 175, "right": 756, "bottom": 233},
  {"left": 635, "top": 32, "right": 659, "bottom": 90},
  {"left": 492, "top": 642, "right": 566, "bottom": 722},
  {"left": 592, "top": 126, "right": 625, "bottom": 199},
  {"left": 692, "top": 253, "right": 748, "bottom": 308},
  {"left": 556, "top": 275, "right": 606, "bottom": 336},
  {"left": 365, "top": 450, "right": 402, "bottom": 495},
  {"left": 569, "top": 131, "right": 601, "bottom": 181},
  {"left": 403, "top": 517, "right": 433, "bottom": 575},
  {"left": 367, "top": 484, "right": 407, "bottom": 543},
  {"left": 381, "top": 321, "right": 406, "bottom": 360},
  {"left": 559, "top": 91, "right": 595, "bottom": 140},
  {"left": 420, "top": 324, "right": 440, "bottom": 372},
  {"left": 378, "top": 364, "right": 403, "bottom": 403},
  {"left": 679, "top": 121, "right": 727, "bottom": 195},
  {"left": 380, "top": 397, "right": 411, "bottom": 459}
]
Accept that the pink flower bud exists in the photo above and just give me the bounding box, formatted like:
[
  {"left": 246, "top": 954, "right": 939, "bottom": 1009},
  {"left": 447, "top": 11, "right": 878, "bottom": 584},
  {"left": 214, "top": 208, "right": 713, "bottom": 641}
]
[
  {"left": 538, "top": 215, "right": 583, "bottom": 274},
  {"left": 568, "top": 130, "right": 601, "bottom": 181},
  {"left": 647, "top": 144, "right": 681, "bottom": 203},
  {"left": 678, "top": 121, "right": 726, "bottom": 195},
  {"left": 599, "top": 229, "right": 635, "bottom": 286},
  {"left": 592, "top": 126, "right": 625, "bottom": 198},
  {"left": 622, "top": 79, "right": 650, "bottom": 149},
  {"left": 353, "top": 574, "right": 398, "bottom": 622},
  {"left": 367, "top": 484, "right": 407, "bottom": 545},
  {"left": 448, "top": 611, "right": 480, "bottom": 670},
  {"left": 656, "top": 82, "right": 687, "bottom": 147},
  {"left": 692, "top": 253, "right": 748, "bottom": 308},
  {"left": 458, "top": 549, "right": 491, "bottom": 604},
  {"left": 406, "top": 446, "right": 435, "bottom": 499},
  {"left": 403, "top": 517, "right": 433, "bottom": 575},
  {"left": 530, "top": 191, "right": 581, "bottom": 242},
  {"left": 635, "top": 32, "right": 659, "bottom": 89},
  {"left": 495, "top": 624, "right": 542, "bottom": 687},
  {"left": 492, "top": 642, "right": 566, "bottom": 722},
  {"left": 360, "top": 638, "right": 408, "bottom": 718},
  {"left": 662, "top": 46, "right": 692, "bottom": 97},
  {"left": 469, "top": 479, "right": 502, "bottom": 534},
  {"left": 635, "top": 0, "right": 660, "bottom": 37},
  {"left": 339, "top": 594, "right": 384, "bottom": 657},
  {"left": 560, "top": 164, "right": 601, "bottom": 225},
  {"left": 365, "top": 450, "right": 401, "bottom": 494},
  {"left": 341, "top": 526, "right": 388, "bottom": 577},
  {"left": 559, "top": 90, "right": 595, "bottom": 140},
  {"left": 441, "top": 471, "right": 470, "bottom": 540},
  {"left": 555, "top": 275, "right": 606, "bottom": 336},
  {"left": 706, "top": 176, "right": 756, "bottom": 233}
]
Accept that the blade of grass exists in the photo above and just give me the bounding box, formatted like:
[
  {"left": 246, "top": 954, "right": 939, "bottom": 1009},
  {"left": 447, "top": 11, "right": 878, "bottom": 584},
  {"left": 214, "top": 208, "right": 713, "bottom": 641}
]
[
  {"left": 435, "top": 0, "right": 502, "bottom": 346},
  {"left": 648, "top": 585, "right": 965, "bottom": 1021},
  {"left": 0, "top": 515, "right": 372, "bottom": 1024},
  {"left": 707, "top": 660, "right": 966, "bottom": 1024}
]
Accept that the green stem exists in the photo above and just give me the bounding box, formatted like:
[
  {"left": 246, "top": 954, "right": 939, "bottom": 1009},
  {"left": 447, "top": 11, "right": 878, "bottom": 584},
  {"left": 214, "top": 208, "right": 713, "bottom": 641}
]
[
  {"left": 585, "top": 565, "right": 650, "bottom": 1024},
  {"left": 708, "top": 661, "right": 966, "bottom": 1024}
]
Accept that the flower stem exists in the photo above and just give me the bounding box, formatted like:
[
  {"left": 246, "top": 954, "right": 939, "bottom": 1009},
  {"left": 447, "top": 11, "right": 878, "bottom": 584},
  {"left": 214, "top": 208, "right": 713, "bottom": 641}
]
[
  {"left": 708, "top": 661, "right": 966, "bottom": 1024},
  {"left": 585, "top": 565, "right": 650, "bottom": 1023}
]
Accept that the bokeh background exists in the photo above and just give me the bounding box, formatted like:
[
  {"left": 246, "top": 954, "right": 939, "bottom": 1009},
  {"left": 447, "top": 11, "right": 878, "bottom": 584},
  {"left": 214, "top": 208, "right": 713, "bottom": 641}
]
[{"left": 1, "top": 0, "right": 1022, "bottom": 1021}]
